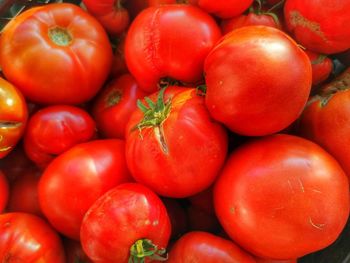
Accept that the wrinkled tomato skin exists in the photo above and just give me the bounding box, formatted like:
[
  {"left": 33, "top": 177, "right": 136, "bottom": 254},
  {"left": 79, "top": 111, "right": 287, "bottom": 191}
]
[
  {"left": 0, "top": 170, "right": 9, "bottom": 212},
  {"left": 24, "top": 105, "right": 96, "bottom": 168},
  {"left": 125, "top": 5, "right": 221, "bottom": 92},
  {"left": 197, "top": 0, "right": 253, "bottom": 19},
  {"left": 284, "top": 0, "right": 350, "bottom": 54},
  {"left": 80, "top": 183, "right": 171, "bottom": 263},
  {"left": 0, "top": 77, "right": 27, "bottom": 159},
  {"left": 214, "top": 134, "right": 349, "bottom": 259},
  {"left": 204, "top": 26, "right": 312, "bottom": 136},
  {"left": 0, "top": 3, "right": 113, "bottom": 105},
  {"left": 167, "top": 231, "right": 256, "bottom": 263},
  {"left": 305, "top": 50, "right": 333, "bottom": 86},
  {"left": 93, "top": 74, "right": 148, "bottom": 139},
  {"left": 0, "top": 213, "right": 66, "bottom": 262},
  {"left": 38, "top": 139, "right": 132, "bottom": 240}
]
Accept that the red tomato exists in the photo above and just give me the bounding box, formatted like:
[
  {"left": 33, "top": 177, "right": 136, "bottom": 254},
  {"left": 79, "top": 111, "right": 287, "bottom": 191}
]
[
  {"left": 0, "top": 170, "right": 9, "bottom": 212},
  {"left": 167, "top": 231, "right": 256, "bottom": 263},
  {"left": 256, "top": 258, "right": 297, "bottom": 263},
  {"left": 38, "top": 139, "right": 131, "bottom": 240},
  {"left": 83, "top": 0, "right": 130, "bottom": 35},
  {"left": 197, "top": 0, "right": 253, "bottom": 19},
  {"left": 125, "top": 5, "right": 221, "bottom": 92},
  {"left": 214, "top": 134, "right": 350, "bottom": 259},
  {"left": 80, "top": 183, "right": 171, "bottom": 263},
  {"left": 125, "top": 0, "right": 178, "bottom": 19},
  {"left": 92, "top": 74, "right": 148, "bottom": 139},
  {"left": 0, "top": 77, "right": 27, "bottom": 159},
  {"left": 126, "top": 87, "right": 228, "bottom": 198},
  {"left": 204, "top": 26, "right": 312, "bottom": 136},
  {"left": 0, "top": 213, "right": 65, "bottom": 262},
  {"left": 162, "top": 198, "right": 188, "bottom": 240},
  {"left": 110, "top": 34, "right": 128, "bottom": 78},
  {"left": 0, "top": 3, "right": 113, "bottom": 104},
  {"left": 284, "top": 0, "right": 350, "bottom": 54},
  {"left": 64, "top": 238, "right": 93, "bottom": 263},
  {"left": 305, "top": 50, "right": 333, "bottom": 86}
]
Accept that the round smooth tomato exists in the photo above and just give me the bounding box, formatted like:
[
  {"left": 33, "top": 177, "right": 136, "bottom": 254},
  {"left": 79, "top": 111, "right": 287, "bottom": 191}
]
[
  {"left": 167, "top": 231, "right": 256, "bottom": 263},
  {"left": 126, "top": 87, "right": 227, "bottom": 198},
  {"left": 214, "top": 134, "right": 350, "bottom": 259},
  {"left": 80, "top": 183, "right": 171, "bottom": 263},
  {"left": 38, "top": 139, "right": 131, "bottom": 240},
  {"left": 0, "top": 3, "right": 112, "bottom": 105},
  {"left": 0, "top": 170, "right": 9, "bottom": 212},
  {"left": 0, "top": 212, "right": 65, "bottom": 262},
  {"left": 204, "top": 26, "right": 312, "bottom": 136},
  {"left": 23, "top": 105, "right": 96, "bottom": 168},
  {"left": 125, "top": 4, "right": 221, "bottom": 92},
  {"left": 197, "top": 0, "right": 253, "bottom": 19},
  {"left": 0, "top": 77, "right": 27, "bottom": 159},
  {"left": 92, "top": 74, "right": 148, "bottom": 139},
  {"left": 284, "top": 0, "right": 350, "bottom": 54}
]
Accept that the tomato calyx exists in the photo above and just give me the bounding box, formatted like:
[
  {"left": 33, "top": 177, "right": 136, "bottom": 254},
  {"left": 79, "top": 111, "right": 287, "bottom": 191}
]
[
  {"left": 250, "top": 0, "right": 281, "bottom": 27},
  {"left": 48, "top": 27, "right": 72, "bottom": 47},
  {"left": 311, "top": 54, "right": 327, "bottom": 65},
  {"left": 129, "top": 239, "right": 168, "bottom": 263}
]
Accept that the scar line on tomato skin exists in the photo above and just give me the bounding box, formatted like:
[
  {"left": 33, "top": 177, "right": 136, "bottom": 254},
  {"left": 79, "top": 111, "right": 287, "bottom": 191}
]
[{"left": 309, "top": 217, "right": 326, "bottom": 230}]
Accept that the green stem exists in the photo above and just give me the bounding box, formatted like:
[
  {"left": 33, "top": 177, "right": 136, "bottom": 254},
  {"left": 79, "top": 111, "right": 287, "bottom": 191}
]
[{"left": 129, "top": 239, "right": 168, "bottom": 263}]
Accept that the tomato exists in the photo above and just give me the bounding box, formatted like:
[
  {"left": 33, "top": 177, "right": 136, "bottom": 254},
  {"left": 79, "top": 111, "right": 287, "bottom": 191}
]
[
  {"left": 82, "top": 0, "right": 130, "bottom": 35},
  {"left": 7, "top": 167, "right": 43, "bottom": 217},
  {"left": 125, "top": 0, "right": 178, "bottom": 19},
  {"left": 0, "top": 77, "right": 27, "bottom": 159},
  {"left": 0, "top": 3, "right": 113, "bottom": 105},
  {"left": 125, "top": 5, "right": 221, "bottom": 92},
  {"left": 162, "top": 198, "right": 188, "bottom": 240},
  {"left": 110, "top": 34, "right": 128, "bottom": 78},
  {"left": 256, "top": 258, "right": 297, "bottom": 263},
  {"left": 305, "top": 50, "right": 333, "bottom": 86},
  {"left": 197, "top": 0, "right": 253, "bottom": 19},
  {"left": 214, "top": 134, "right": 350, "bottom": 259},
  {"left": 204, "top": 26, "right": 312, "bottom": 136},
  {"left": 126, "top": 87, "right": 227, "bottom": 198},
  {"left": 167, "top": 231, "right": 256, "bottom": 263},
  {"left": 92, "top": 74, "right": 148, "bottom": 139},
  {"left": 64, "top": 238, "right": 93, "bottom": 263},
  {"left": 0, "top": 170, "right": 9, "bottom": 212},
  {"left": 24, "top": 105, "right": 96, "bottom": 168},
  {"left": 284, "top": 0, "right": 350, "bottom": 54},
  {"left": 80, "top": 183, "right": 171, "bottom": 263},
  {"left": 38, "top": 139, "right": 131, "bottom": 240},
  {"left": 0, "top": 212, "right": 65, "bottom": 262},
  {"left": 297, "top": 68, "right": 350, "bottom": 178}
]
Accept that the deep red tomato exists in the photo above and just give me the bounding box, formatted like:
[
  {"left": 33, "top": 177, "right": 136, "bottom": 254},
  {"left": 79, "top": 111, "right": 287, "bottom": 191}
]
[
  {"left": 0, "top": 212, "right": 65, "bottom": 262},
  {"left": 80, "top": 183, "right": 171, "bottom": 263},
  {"left": 0, "top": 3, "right": 113, "bottom": 104},
  {"left": 125, "top": 5, "right": 221, "bottom": 92},
  {"left": 305, "top": 50, "right": 333, "bottom": 86},
  {"left": 167, "top": 231, "right": 256, "bottom": 263},
  {"left": 82, "top": 0, "right": 130, "bottom": 35},
  {"left": 0, "top": 170, "right": 9, "bottom": 212},
  {"left": 204, "top": 26, "right": 312, "bottom": 136},
  {"left": 23, "top": 105, "right": 96, "bottom": 168},
  {"left": 126, "top": 87, "right": 227, "bottom": 198},
  {"left": 162, "top": 198, "right": 188, "bottom": 240},
  {"left": 125, "top": 0, "right": 178, "bottom": 19},
  {"left": 197, "top": 0, "right": 253, "bottom": 19},
  {"left": 64, "top": 238, "right": 93, "bottom": 263},
  {"left": 0, "top": 77, "right": 27, "bottom": 159},
  {"left": 92, "top": 74, "right": 148, "bottom": 139},
  {"left": 38, "top": 139, "right": 131, "bottom": 240},
  {"left": 284, "top": 0, "right": 350, "bottom": 54},
  {"left": 214, "top": 134, "right": 350, "bottom": 259}
]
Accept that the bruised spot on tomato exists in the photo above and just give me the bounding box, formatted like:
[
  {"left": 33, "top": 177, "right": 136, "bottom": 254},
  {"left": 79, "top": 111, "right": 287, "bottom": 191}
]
[
  {"left": 48, "top": 27, "right": 73, "bottom": 47},
  {"left": 0, "top": 121, "right": 22, "bottom": 129},
  {"left": 106, "top": 89, "right": 122, "bottom": 107}
]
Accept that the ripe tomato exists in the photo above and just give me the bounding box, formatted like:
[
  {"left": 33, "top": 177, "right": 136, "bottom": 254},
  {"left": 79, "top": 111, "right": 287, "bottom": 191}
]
[
  {"left": 126, "top": 87, "right": 227, "bottom": 198},
  {"left": 24, "top": 105, "right": 96, "bottom": 168},
  {"left": 284, "top": 0, "right": 350, "bottom": 54},
  {"left": 0, "top": 77, "right": 27, "bottom": 159},
  {"left": 110, "top": 34, "right": 128, "bottom": 78},
  {"left": 197, "top": 0, "right": 253, "bottom": 19},
  {"left": 204, "top": 26, "right": 312, "bottom": 136},
  {"left": 92, "top": 74, "right": 148, "bottom": 139},
  {"left": 0, "top": 212, "right": 65, "bottom": 262},
  {"left": 38, "top": 139, "right": 131, "bottom": 240},
  {"left": 214, "top": 134, "right": 349, "bottom": 259},
  {"left": 125, "top": 5, "right": 221, "bottom": 92},
  {"left": 0, "top": 3, "right": 112, "bottom": 104},
  {"left": 167, "top": 231, "right": 256, "bottom": 263},
  {"left": 125, "top": 0, "right": 177, "bottom": 19},
  {"left": 0, "top": 170, "right": 9, "bottom": 212},
  {"left": 256, "top": 258, "right": 297, "bottom": 263},
  {"left": 80, "top": 183, "right": 171, "bottom": 263},
  {"left": 305, "top": 50, "right": 333, "bottom": 86}
]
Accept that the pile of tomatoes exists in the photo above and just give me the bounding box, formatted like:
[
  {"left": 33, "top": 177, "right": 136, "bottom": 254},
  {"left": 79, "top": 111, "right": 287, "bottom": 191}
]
[{"left": 0, "top": 0, "right": 350, "bottom": 262}]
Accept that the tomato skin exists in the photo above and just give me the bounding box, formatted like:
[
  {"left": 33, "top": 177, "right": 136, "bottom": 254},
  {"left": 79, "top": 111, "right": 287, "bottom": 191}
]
[
  {"left": 38, "top": 139, "right": 131, "bottom": 240},
  {"left": 167, "top": 231, "right": 256, "bottom": 263},
  {"left": 284, "top": 0, "right": 350, "bottom": 54},
  {"left": 0, "top": 212, "right": 65, "bottom": 262},
  {"left": 92, "top": 74, "right": 148, "bottom": 139},
  {"left": 0, "top": 77, "right": 27, "bottom": 159},
  {"left": 214, "top": 134, "right": 350, "bottom": 259},
  {"left": 125, "top": 5, "right": 221, "bottom": 92},
  {"left": 255, "top": 258, "right": 297, "bottom": 263},
  {"left": 0, "top": 3, "right": 113, "bottom": 105},
  {"left": 204, "top": 26, "right": 312, "bottom": 136},
  {"left": 305, "top": 50, "right": 333, "bottom": 86},
  {"left": 126, "top": 87, "right": 228, "bottom": 198},
  {"left": 24, "top": 105, "right": 96, "bottom": 168},
  {"left": 0, "top": 170, "right": 9, "bottom": 212},
  {"left": 197, "top": 0, "right": 253, "bottom": 19},
  {"left": 80, "top": 183, "right": 171, "bottom": 263},
  {"left": 125, "top": 0, "right": 178, "bottom": 19}
]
